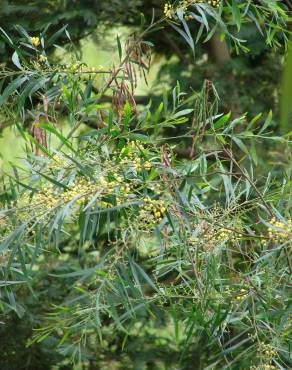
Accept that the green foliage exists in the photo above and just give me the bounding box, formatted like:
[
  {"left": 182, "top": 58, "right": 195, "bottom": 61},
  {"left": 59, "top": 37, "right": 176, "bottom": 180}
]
[
  {"left": 0, "top": 0, "right": 290, "bottom": 60},
  {"left": 1, "top": 0, "right": 290, "bottom": 135},
  {"left": 1, "top": 93, "right": 292, "bottom": 368},
  {"left": 0, "top": 0, "right": 142, "bottom": 62},
  {"left": 164, "top": 0, "right": 289, "bottom": 52},
  {"left": 281, "top": 36, "right": 292, "bottom": 131},
  {"left": 0, "top": 3, "right": 292, "bottom": 370}
]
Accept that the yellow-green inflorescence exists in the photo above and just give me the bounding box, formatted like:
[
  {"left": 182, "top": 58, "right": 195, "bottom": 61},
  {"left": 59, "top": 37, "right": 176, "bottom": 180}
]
[
  {"left": 164, "top": 0, "right": 220, "bottom": 19},
  {"left": 234, "top": 288, "right": 248, "bottom": 302},
  {"left": 119, "top": 141, "right": 152, "bottom": 172},
  {"left": 188, "top": 220, "right": 240, "bottom": 255},
  {"left": 66, "top": 61, "right": 105, "bottom": 74},
  {"left": 48, "top": 155, "right": 70, "bottom": 170},
  {"left": 267, "top": 217, "right": 292, "bottom": 242},
  {"left": 30, "top": 36, "right": 40, "bottom": 47},
  {"left": 38, "top": 54, "right": 47, "bottom": 63},
  {"left": 28, "top": 175, "right": 128, "bottom": 211},
  {"left": 250, "top": 365, "right": 277, "bottom": 370},
  {"left": 22, "top": 141, "right": 162, "bottom": 228},
  {"left": 164, "top": 3, "right": 174, "bottom": 18},
  {"left": 257, "top": 342, "right": 277, "bottom": 361},
  {"left": 249, "top": 342, "right": 278, "bottom": 370},
  {"left": 139, "top": 197, "right": 167, "bottom": 227}
]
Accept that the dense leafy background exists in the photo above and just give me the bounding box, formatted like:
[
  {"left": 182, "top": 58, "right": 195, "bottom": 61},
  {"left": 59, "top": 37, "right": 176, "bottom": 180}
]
[{"left": 0, "top": 1, "right": 291, "bottom": 369}]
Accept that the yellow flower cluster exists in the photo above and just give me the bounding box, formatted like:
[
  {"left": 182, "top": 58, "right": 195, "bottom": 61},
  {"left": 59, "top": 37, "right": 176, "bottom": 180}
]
[
  {"left": 123, "top": 158, "right": 151, "bottom": 172},
  {"left": 98, "top": 174, "right": 135, "bottom": 206},
  {"left": 164, "top": 0, "right": 220, "bottom": 19},
  {"left": 23, "top": 143, "right": 159, "bottom": 219},
  {"left": 29, "top": 178, "right": 97, "bottom": 210},
  {"left": 251, "top": 365, "right": 277, "bottom": 370},
  {"left": 67, "top": 61, "right": 105, "bottom": 74},
  {"left": 188, "top": 236, "right": 198, "bottom": 246},
  {"left": 215, "top": 228, "right": 234, "bottom": 242},
  {"left": 257, "top": 343, "right": 277, "bottom": 361},
  {"left": 121, "top": 140, "right": 144, "bottom": 155},
  {"left": 99, "top": 175, "right": 116, "bottom": 194},
  {"left": 69, "top": 61, "right": 82, "bottom": 73},
  {"left": 32, "top": 186, "right": 58, "bottom": 209},
  {"left": 205, "top": 0, "right": 220, "bottom": 7},
  {"left": 268, "top": 217, "right": 292, "bottom": 242},
  {"left": 235, "top": 288, "right": 248, "bottom": 301},
  {"left": 31, "top": 36, "right": 40, "bottom": 47},
  {"left": 187, "top": 0, "right": 220, "bottom": 7},
  {"left": 120, "top": 142, "right": 152, "bottom": 172},
  {"left": 117, "top": 184, "right": 132, "bottom": 205},
  {"left": 81, "top": 65, "right": 105, "bottom": 73},
  {"left": 49, "top": 155, "right": 69, "bottom": 170},
  {"left": 164, "top": 3, "right": 174, "bottom": 18},
  {"left": 184, "top": 14, "right": 194, "bottom": 21},
  {"left": 139, "top": 197, "right": 167, "bottom": 226},
  {"left": 38, "top": 54, "right": 47, "bottom": 63},
  {"left": 204, "top": 228, "right": 235, "bottom": 253},
  {"left": 188, "top": 219, "right": 240, "bottom": 255},
  {"left": 62, "top": 177, "right": 96, "bottom": 205}
]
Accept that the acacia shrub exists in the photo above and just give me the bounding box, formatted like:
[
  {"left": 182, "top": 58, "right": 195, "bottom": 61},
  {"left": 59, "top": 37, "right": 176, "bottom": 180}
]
[{"left": 0, "top": 2, "right": 291, "bottom": 370}]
